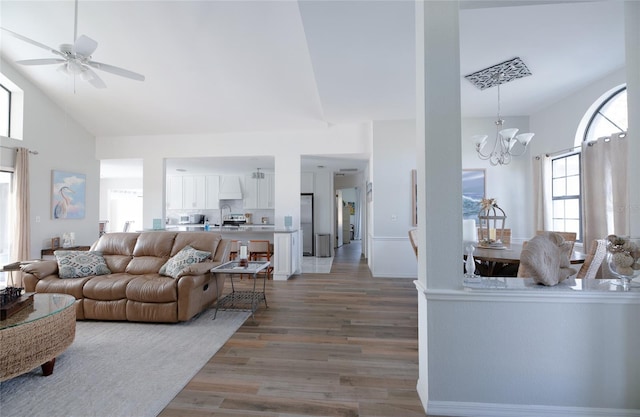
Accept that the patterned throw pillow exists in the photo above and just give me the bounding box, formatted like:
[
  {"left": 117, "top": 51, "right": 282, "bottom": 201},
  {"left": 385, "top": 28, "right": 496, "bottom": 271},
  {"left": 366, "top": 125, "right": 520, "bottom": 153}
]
[
  {"left": 159, "top": 245, "right": 211, "bottom": 279},
  {"left": 55, "top": 250, "right": 112, "bottom": 279}
]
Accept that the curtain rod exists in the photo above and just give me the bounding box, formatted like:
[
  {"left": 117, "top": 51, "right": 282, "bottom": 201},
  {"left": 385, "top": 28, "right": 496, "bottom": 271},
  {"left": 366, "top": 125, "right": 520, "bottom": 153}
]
[
  {"left": 539, "top": 131, "right": 627, "bottom": 159},
  {"left": 0, "top": 145, "right": 39, "bottom": 155}
]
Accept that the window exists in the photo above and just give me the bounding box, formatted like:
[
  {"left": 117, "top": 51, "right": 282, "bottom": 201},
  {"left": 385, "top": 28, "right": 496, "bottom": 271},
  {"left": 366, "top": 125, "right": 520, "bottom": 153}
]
[
  {"left": 551, "top": 153, "right": 581, "bottom": 241},
  {"left": 0, "top": 74, "right": 24, "bottom": 140},
  {"left": 551, "top": 85, "right": 628, "bottom": 244},
  {"left": 584, "top": 87, "right": 627, "bottom": 142},
  {"left": 0, "top": 171, "right": 12, "bottom": 287},
  {"left": 0, "top": 84, "right": 10, "bottom": 138}
]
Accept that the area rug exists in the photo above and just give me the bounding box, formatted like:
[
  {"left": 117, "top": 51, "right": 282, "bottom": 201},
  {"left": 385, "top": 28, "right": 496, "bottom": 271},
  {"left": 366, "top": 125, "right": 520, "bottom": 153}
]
[{"left": 0, "top": 309, "right": 250, "bottom": 417}]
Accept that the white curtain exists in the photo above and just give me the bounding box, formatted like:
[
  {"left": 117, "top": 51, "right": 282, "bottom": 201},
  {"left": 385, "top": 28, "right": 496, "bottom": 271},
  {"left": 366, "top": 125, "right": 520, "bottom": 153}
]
[
  {"left": 581, "top": 132, "right": 628, "bottom": 246},
  {"left": 11, "top": 147, "right": 31, "bottom": 287},
  {"left": 532, "top": 154, "right": 553, "bottom": 231}
]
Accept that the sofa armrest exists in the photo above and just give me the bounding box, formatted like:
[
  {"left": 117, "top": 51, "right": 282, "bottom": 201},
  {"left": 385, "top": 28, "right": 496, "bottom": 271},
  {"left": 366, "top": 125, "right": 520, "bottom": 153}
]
[
  {"left": 175, "top": 260, "right": 224, "bottom": 279},
  {"left": 213, "top": 239, "right": 231, "bottom": 263},
  {"left": 21, "top": 260, "right": 58, "bottom": 278}
]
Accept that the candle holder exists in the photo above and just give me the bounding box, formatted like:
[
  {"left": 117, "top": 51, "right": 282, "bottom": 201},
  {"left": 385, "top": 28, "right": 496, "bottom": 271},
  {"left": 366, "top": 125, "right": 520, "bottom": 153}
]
[
  {"left": 478, "top": 198, "right": 506, "bottom": 249},
  {"left": 238, "top": 241, "right": 249, "bottom": 267}
]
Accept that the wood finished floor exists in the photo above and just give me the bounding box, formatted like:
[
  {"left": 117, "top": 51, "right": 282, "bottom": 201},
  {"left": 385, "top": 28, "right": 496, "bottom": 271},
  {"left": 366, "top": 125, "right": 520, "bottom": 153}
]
[{"left": 160, "top": 241, "right": 433, "bottom": 417}]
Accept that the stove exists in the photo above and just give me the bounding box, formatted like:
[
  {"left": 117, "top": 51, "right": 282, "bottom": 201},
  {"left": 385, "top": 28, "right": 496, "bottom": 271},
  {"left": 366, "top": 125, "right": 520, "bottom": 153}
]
[{"left": 222, "top": 214, "right": 247, "bottom": 227}]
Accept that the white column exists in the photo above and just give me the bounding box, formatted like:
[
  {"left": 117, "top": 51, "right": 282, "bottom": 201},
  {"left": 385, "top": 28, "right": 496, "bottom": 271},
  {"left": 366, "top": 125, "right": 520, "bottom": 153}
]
[
  {"left": 626, "top": 1, "right": 640, "bottom": 236},
  {"left": 273, "top": 152, "right": 302, "bottom": 278},
  {"left": 415, "top": 0, "right": 461, "bottom": 412},
  {"left": 142, "top": 157, "right": 165, "bottom": 230}
]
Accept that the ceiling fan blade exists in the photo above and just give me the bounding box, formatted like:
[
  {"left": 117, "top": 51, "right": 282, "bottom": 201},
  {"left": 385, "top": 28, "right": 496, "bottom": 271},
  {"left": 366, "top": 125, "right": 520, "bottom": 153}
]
[
  {"left": 73, "top": 34, "right": 98, "bottom": 57},
  {"left": 81, "top": 67, "right": 107, "bottom": 89},
  {"left": 1, "top": 27, "right": 65, "bottom": 58},
  {"left": 87, "top": 60, "right": 145, "bottom": 81},
  {"left": 16, "top": 58, "right": 66, "bottom": 66}
]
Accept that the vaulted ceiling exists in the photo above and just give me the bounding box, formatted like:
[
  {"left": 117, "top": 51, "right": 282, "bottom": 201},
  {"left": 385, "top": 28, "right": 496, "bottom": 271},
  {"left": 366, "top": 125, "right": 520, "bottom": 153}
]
[
  {"left": 1, "top": 0, "right": 625, "bottom": 139},
  {"left": 0, "top": 1, "right": 626, "bottom": 177}
]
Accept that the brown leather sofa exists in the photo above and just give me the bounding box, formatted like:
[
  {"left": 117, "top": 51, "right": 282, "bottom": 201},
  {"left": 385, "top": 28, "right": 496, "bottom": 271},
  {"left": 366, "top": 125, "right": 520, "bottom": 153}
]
[{"left": 22, "top": 231, "right": 231, "bottom": 323}]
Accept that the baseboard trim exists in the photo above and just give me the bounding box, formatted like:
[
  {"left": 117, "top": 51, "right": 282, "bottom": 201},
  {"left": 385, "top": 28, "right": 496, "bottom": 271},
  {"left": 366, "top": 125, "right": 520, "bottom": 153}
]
[{"left": 427, "top": 401, "right": 640, "bottom": 417}]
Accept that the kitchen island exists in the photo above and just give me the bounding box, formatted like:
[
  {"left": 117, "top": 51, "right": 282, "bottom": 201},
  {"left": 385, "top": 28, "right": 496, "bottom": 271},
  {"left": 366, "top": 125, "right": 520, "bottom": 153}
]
[
  {"left": 166, "top": 224, "right": 276, "bottom": 242},
  {"left": 162, "top": 225, "right": 300, "bottom": 280}
]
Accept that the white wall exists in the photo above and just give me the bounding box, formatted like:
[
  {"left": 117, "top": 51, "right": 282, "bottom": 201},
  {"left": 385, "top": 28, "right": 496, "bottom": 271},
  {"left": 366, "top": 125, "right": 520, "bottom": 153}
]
[
  {"left": 0, "top": 59, "right": 99, "bottom": 258},
  {"left": 370, "top": 119, "right": 417, "bottom": 278},
  {"left": 96, "top": 123, "right": 372, "bottom": 232},
  {"left": 417, "top": 3, "right": 640, "bottom": 416}
]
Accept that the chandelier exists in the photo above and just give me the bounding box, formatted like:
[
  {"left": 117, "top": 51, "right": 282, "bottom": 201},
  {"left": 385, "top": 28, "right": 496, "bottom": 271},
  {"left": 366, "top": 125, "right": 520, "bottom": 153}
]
[
  {"left": 466, "top": 58, "right": 535, "bottom": 166},
  {"left": 251, "top": 168, "right": 264, "bottom": 179}
]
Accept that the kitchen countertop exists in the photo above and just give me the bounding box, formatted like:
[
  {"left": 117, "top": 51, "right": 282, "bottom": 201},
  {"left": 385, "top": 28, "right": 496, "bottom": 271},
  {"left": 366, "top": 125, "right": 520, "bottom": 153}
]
[{"left": 165, "top": 224, "right": 276, "bottom": 232}]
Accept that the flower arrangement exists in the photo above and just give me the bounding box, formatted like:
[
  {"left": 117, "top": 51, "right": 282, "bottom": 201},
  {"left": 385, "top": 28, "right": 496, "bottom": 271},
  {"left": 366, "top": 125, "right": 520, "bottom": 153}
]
[
  {"left": 606, "top": 234, "right": 640, "bottom": 277},
  {"left": 480, "top": 198, "right": 498, "bottom": 211}
]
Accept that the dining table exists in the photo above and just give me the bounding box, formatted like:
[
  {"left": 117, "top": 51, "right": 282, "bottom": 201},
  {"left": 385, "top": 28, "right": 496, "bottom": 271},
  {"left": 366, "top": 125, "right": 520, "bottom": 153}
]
[{"left": 467, "top": 242, "right": 587, "bottom": 277}]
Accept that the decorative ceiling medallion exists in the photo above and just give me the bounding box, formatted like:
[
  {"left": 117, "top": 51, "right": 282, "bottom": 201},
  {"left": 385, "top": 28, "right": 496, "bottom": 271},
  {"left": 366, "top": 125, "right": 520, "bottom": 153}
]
[{"left": 464, "top": 57, "right": 532, "bottom": 90}]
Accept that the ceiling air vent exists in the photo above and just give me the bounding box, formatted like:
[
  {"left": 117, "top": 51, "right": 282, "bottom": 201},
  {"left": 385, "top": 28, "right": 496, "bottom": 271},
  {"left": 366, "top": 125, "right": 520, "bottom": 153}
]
[{"left": 339, "top": 168, "right": 358, "bottom": 172}]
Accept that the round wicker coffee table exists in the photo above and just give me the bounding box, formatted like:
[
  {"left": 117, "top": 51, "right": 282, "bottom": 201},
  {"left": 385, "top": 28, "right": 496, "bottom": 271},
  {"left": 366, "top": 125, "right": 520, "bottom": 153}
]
[{"left": 0, "top": 293, "right": 76, "bottom": 381}]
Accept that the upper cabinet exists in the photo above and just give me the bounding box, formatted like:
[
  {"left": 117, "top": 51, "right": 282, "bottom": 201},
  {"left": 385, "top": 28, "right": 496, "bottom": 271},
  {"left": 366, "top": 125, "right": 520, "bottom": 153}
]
[
  {"left": 166, "top": 175, "right": 219, "bottom": 210},
  {"left": 167, "top": 176, "right": 183, "bottom": 210},
  {"left": 205, "top": 175, "right": 220, "bottom": 209},
  {"left": 182, "top": 175, "right": 206, "bottom": 209},
  {"left": 243, "top": 173, "right": 274, "bottom": 209}
]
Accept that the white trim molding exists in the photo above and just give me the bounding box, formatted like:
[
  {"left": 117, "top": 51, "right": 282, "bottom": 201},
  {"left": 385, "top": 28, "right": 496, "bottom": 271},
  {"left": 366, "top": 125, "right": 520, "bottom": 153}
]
[{"left": 427, "top": 401, "right": 640, "bottom": 417}]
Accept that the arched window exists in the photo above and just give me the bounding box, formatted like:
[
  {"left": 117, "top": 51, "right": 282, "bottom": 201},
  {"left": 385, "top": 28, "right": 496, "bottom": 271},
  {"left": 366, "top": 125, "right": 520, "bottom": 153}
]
[
  {"left": 584, "top": 86, "right": 627, "bottom": 142},
  {"left": 550, "top": 85, "right": 627, "bottom": 243}
]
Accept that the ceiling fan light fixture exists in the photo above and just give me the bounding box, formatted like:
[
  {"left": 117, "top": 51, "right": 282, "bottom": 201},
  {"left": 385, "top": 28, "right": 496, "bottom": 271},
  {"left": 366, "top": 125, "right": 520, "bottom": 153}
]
[
  {"left": 66, "top": 60, "right": 84, "bottom": 75},
  {"left": 80, "top": 68, "right": 94, "bottom": 81}
]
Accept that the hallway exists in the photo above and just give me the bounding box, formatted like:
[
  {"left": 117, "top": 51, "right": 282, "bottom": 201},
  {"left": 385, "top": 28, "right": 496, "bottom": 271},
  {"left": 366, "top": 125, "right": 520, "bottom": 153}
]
[{"left": 161, "top": 238, "right": 426, "bottom": 417}]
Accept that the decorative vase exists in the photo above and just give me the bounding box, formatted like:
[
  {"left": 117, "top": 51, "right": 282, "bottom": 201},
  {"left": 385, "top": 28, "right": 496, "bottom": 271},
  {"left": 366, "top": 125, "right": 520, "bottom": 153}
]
[{"left": 605, "top": 235, "right": 640, "bottom": 289}]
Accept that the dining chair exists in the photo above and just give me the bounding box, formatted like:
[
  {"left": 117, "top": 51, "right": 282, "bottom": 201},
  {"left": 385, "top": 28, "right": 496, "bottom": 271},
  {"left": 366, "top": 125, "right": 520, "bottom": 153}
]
[
  {"left": 536, "top": 231, "right": 577, "bottom": 252},
  {"left": 248, "top": 240, "right": 273, "bottom": 279},
  {"left": 575, "top": 239, "right": 607, "bottom": 279},
  {"left": 229, "top": 240, "right": 239, "bottom": 260},
  {"left": 408, "top": 229, "right": 418, "bottom": 258}
]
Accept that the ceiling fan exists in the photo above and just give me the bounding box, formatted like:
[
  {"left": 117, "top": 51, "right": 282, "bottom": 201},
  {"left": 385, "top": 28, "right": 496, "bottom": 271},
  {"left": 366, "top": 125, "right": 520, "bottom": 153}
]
[{"left": 0, "top": 0, "right": 144, "bottom": 89}]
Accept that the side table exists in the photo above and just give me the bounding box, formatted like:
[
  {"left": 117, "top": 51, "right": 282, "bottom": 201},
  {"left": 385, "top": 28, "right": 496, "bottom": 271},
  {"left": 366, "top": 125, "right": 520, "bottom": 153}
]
[
  {"left": 211, "top": 261, "right": 270, "bottom": 319},
  {"left": 41, "top": 246, "right": 91, "bottom": 259}
]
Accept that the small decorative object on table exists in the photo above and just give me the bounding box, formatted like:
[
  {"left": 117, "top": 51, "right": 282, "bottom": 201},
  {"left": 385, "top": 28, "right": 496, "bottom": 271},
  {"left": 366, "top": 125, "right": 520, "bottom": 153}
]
[
  {"left": 477, "top": 198, "right": 507, "bottom": 249},
  {"left": 0, "top": 287, "right": 34, "bottom": 320},
  {"left": 606, "top": 235, "right": 640, "bottom": 290},
  {"left": 463, "top": 243, "right": 482, "bottom": 283}
]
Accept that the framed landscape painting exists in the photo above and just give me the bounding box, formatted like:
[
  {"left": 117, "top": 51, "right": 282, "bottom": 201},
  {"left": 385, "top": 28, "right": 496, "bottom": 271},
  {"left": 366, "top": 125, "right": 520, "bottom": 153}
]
[
  {"left": 462, "top": 169, "right": 485, "bottom": 220},
  {"left": 52, "top": 170, "right": 86, "bottom": 219}
]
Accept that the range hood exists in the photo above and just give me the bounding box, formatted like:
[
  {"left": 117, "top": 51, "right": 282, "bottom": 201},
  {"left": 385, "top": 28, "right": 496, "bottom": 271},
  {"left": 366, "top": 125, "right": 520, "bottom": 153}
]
[{"left": 218, "top": 175, "right": 243, "bottom": 200}]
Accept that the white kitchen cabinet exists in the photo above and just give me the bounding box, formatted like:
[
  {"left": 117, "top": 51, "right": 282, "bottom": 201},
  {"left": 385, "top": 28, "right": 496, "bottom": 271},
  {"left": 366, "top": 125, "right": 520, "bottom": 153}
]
[
  {"left": 205, "top": 175, "right": 220, "bottom": 209},
  {"left": 182, "top": 175, "right": 206, "bottom": 209},
  {"left": 243, "top": 173, "right": 274, "bottom": 209},
  {"left": 166, "top": 176, "right": 183, "bottom": 209},
  {"left": 273, "top": 230, "right": 300, "bottom": 280}
]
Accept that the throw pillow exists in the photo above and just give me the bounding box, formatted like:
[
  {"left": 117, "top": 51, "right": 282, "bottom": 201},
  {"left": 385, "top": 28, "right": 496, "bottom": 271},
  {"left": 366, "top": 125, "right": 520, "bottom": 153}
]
[
  {"left": 55, "top": 250, "right": 112, "bottom": 279},
  {"left": 159, "top": 245, "right": 211, "bottom": 279}
]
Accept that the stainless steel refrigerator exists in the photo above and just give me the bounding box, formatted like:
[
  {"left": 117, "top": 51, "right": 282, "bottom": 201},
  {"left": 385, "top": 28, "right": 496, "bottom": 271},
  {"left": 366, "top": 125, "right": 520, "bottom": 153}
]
[{"left": 301, "top": 193, "right": 314, "bottom": 256}]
